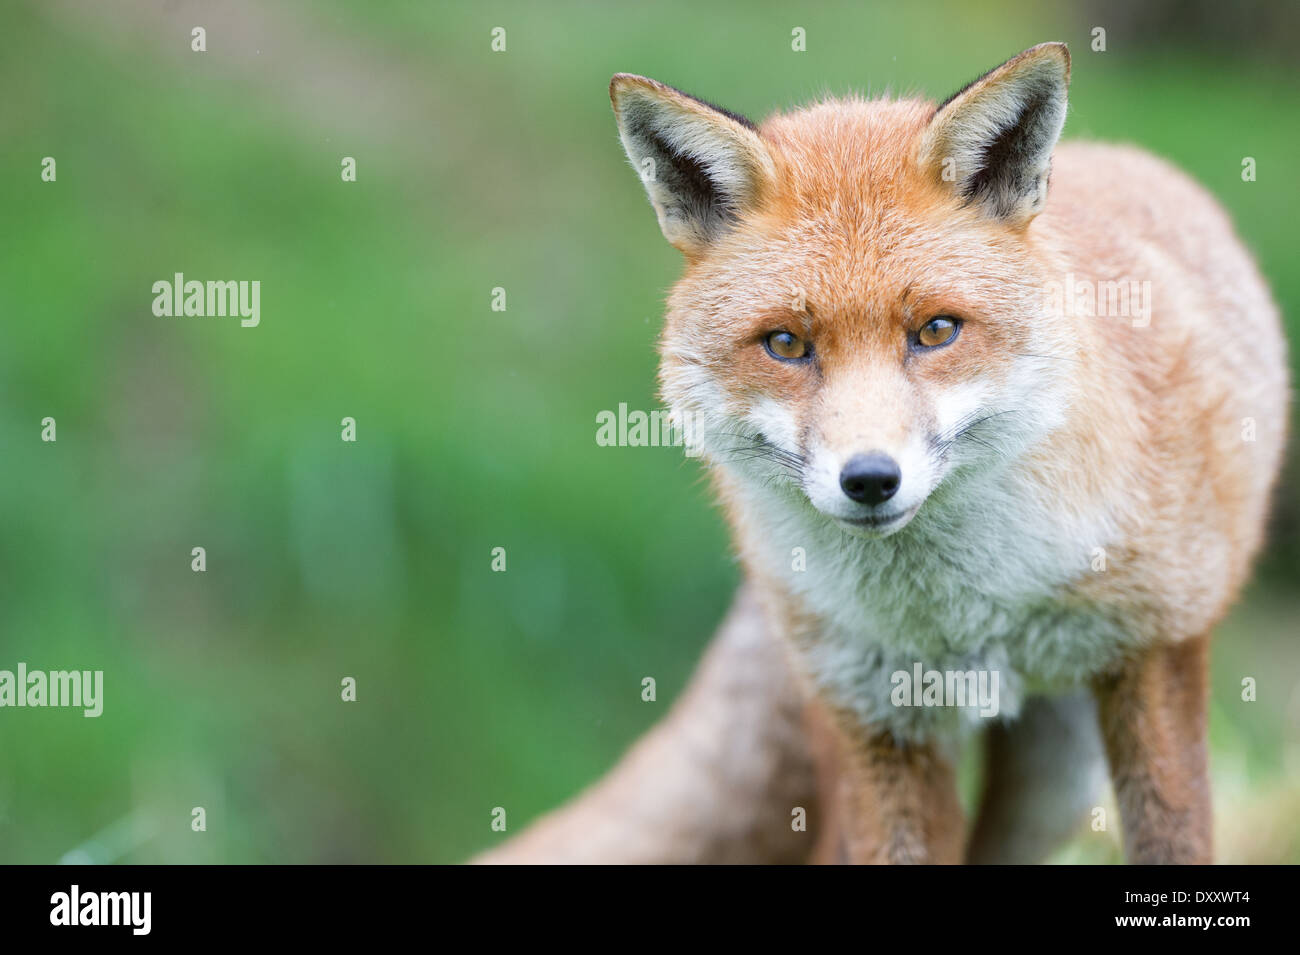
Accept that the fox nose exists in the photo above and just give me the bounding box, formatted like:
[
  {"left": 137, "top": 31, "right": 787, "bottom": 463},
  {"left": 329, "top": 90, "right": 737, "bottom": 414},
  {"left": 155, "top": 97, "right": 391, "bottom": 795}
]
[{"left": 839, "top": 453, "right": 901, "bottom": 505}]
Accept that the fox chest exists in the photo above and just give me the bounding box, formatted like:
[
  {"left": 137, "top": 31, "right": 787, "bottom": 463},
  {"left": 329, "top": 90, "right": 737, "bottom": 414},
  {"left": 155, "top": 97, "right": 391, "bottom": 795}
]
[{"left": 748, "top": 495, "right": 1138, "bottom": 738}]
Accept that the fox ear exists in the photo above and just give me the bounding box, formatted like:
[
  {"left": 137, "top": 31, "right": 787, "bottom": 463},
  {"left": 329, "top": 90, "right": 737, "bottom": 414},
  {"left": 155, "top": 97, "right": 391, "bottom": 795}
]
[
  {"left": 918, "top": 43, "right": 1070, "bottom": 226},
  {"left": 610, "top": 74, "right": 775, "bottom": 254}
]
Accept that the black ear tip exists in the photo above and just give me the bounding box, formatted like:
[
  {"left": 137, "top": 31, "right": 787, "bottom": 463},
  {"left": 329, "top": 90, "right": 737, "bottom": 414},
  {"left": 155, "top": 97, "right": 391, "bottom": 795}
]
[
  {"left": 1051, "top": 43, "right": 1071, "bottom": 81},
  {"left": 1032, "top": 41, "right": 1071, "bottom": 72},
  {"left": 609, "top": 73, "right": 652, "bottom": 102}
]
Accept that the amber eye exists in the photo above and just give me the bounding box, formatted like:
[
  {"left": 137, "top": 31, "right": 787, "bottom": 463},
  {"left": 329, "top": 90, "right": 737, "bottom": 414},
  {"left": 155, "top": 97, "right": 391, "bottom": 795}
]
[
  {"left": 916, "top": 316, "right": 961, "bottom": 348},
  {"left": 764, "top": 330, "right": 810, "bottom": 361}
]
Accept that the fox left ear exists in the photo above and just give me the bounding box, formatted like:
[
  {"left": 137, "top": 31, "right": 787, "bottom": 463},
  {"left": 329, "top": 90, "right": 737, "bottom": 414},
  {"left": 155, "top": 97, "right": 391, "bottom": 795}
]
[{"left": 918, "top": 42, "right": 1070, "bottom": 226}]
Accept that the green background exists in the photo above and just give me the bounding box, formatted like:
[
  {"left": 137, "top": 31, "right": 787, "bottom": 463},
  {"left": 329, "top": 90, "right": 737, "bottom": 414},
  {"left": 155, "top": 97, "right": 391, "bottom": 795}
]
[{"left": 1, "top": 0, "right": 1296, "bottom": 863}]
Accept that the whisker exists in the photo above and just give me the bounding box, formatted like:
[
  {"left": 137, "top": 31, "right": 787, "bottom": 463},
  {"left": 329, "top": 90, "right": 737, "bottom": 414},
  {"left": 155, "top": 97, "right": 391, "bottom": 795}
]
[
  {"left": 1010, "top": 351, "right": 1083, "bottom": 365},
  {"left": 711, "top": 427, "right": 807, "bottom": 479},
  {"left": 932, "top": 408, "right": 1021, "bottom": 460}
]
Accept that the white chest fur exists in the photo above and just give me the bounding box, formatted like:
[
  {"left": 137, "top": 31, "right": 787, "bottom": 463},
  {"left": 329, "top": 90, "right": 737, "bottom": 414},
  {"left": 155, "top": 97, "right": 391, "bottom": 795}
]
[{"left": 736, "top": 464, "right": 1137, "bottom": 741}]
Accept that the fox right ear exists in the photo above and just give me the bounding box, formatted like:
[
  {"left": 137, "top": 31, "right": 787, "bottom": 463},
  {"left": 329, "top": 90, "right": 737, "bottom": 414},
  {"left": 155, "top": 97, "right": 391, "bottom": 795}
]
[
  {"left": 610, "top": 75, "right": 775, "bottom": 255},
  {"left": 918, "top": 43, "right": 1070, "bottom": 226}
]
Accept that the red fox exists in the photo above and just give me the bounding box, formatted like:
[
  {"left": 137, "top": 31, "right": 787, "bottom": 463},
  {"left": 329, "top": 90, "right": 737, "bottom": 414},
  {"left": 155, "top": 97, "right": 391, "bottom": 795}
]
[{"left": 482, "top": 43, "right": 1288, "bottom": 864}]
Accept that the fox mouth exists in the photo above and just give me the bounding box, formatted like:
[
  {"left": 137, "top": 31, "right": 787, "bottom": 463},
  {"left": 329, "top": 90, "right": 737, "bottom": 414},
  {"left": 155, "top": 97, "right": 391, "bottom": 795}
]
[{"left": 835, "top": 503, "right": 920, "bottom": 535}]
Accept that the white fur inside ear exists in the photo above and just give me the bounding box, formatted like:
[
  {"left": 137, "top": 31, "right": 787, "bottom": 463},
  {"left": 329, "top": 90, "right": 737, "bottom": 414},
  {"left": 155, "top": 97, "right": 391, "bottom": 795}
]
[
  {"left": 613, "top": 84, "right": 773, "bottom": 251},
  {"left": 921, "top": 51, "right": 1068, "bottom": 224}
]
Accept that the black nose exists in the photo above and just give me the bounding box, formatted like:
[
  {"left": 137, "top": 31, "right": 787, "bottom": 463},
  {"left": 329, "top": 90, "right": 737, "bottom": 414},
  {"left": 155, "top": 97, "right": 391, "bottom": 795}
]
[{"left": 839, "top": 453, "right": 901, "bottom": 505}]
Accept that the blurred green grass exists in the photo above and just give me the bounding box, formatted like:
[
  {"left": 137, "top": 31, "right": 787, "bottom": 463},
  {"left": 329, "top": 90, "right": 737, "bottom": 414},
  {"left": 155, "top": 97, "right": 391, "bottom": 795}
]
[{"left": 0, "top": 0, "right": 1296, "bottom": 863}]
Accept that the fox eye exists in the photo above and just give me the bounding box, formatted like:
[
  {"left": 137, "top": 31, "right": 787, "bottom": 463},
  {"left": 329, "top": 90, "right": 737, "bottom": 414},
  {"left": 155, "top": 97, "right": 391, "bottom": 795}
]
[
  {"left": 764, "top": 330, "right": 810, "bottom": 361},
  {"left": 916, "top": 316, "right": 961, "bottom": 348}
]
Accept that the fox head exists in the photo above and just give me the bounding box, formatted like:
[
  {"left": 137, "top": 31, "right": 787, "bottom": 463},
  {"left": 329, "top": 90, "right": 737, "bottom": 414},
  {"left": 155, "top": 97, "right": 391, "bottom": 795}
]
[{"left": 611, "top": 44, "right": 1076, "bottom": 539}]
